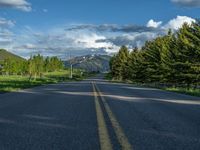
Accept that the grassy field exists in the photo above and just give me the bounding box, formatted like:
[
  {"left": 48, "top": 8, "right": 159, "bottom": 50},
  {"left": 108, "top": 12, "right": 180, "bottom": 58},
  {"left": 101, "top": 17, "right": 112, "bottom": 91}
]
[{"left": 0, "top": 70, "right": 84, "bottom": 93}]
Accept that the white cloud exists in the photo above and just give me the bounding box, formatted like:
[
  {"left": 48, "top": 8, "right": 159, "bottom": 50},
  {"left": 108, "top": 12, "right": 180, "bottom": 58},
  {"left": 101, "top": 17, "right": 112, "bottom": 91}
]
[
  {"left": 164, "top": 16, "right": 195, "bottom": 30},
  {"left": 147, "top": 16, "right": 196, "bottom": 31},
  {"left": 171, "top": 0, "right": 200, "bottom": 7},
  {"left": 21, "top": 43, "right": 37, "bottom": 49},
  {"left": 2, "top": 16, "right": 196, "bottom": 59},
  {"left": 10, "top": 26, "right": 118, "bottom": 58},
  {"left": 0, "top": 0, "right": 31, "bottom": 12},
  {"left": 0, "top": 18, "right": 15, "bottom": 50},
  {"left": 99, "top": 32, "right": 161, "bottom": 49},
  {"left": 75, "top": 34, "right": 120, "bottom": 54},
  {"left": 147, "top": 19, "right": 162, "bottom": 28},
  {"left": 0, "top": 18, "right": 15, "bottom": 28},
  {"left": 75, "top": 34, "right": 112, "bottom": 49},
  {"left": 11, "top": 25, "right": 160, "bottom": 58}
]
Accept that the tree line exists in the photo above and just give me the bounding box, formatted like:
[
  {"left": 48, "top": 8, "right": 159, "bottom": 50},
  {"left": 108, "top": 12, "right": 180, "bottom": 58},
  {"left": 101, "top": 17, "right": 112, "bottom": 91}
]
[
  {"left": 1, "top": 54, "right": 63, "bottom": 79},
  {"left": 110, "top": 21, "right": 200, "bottom": 88}
]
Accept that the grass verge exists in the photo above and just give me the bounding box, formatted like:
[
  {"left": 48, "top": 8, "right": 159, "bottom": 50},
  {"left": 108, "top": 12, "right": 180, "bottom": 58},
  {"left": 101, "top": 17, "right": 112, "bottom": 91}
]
[
  {"left": 165, "top": 87, "right": 200, "bottom": 97},
  {"left": 105, "top": 74, "right": 200, "bottom": 97},
  {"left": 0, "top": 70, "right": 85, "bottom": 93}
]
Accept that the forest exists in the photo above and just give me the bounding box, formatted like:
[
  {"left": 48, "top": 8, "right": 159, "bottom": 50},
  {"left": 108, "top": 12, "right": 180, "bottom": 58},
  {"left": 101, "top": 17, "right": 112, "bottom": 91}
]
[
  {"left": 110, "top": 21, "right": 200, "bottom": 89},
  {"left": 0, "top": 54, "right": 82, "bottom": 92},
  {"left": 1, "top": 54, "right": 63, "bottom": 79}
]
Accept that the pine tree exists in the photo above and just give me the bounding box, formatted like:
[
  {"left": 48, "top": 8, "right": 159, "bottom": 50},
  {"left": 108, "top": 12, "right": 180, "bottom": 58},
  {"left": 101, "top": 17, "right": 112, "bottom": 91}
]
[
  {"left": 142, "top": 38, "right": 163, "bottom": 83},
  {"left": 109, "top": 22, "right": 200, "bottom": 87},
  {"left": 127, "top": 48, "right": 148, "bottom": 83},
  {"left": 111, "top": 46, "right": 129, "bottom": 80}
]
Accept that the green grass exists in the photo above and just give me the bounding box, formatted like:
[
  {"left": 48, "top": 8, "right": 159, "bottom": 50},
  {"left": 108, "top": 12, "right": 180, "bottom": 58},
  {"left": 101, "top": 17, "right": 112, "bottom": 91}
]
[
  {"left": 105, "top": 73, "right": 200, "bottom": 97},
  {"left": 165, "top": 87, "right": 200, "bottom": 97},
  {"left": 104, "top": 73, "right": 113, "bottom": 80},
  {"left": 0, "top": 70, "right": 84, "bottom": 93}
]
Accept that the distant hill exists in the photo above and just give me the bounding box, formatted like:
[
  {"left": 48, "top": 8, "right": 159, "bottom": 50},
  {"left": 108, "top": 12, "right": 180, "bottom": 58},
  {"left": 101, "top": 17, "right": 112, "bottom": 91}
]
[
  {"left": 64, "top": 55, "right": 111, "bottom": 72},
  {"left": 0, "top": 49, "right": 25, "bottom": 62}
]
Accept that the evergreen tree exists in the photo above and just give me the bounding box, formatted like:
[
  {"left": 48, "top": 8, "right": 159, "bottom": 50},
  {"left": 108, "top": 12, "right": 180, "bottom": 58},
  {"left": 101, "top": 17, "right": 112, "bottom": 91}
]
[
  {"left": 127, "top": 48, "right": 148, "bottom": 83},
  {"left": 112, "top": 46, "right": 129, "bottom": 80},
  {"left": 110, "top": 21, "right": 200, "bottom": 88},
  {"left": 142, "top": 38, "right": 163, "bottom": 82}
]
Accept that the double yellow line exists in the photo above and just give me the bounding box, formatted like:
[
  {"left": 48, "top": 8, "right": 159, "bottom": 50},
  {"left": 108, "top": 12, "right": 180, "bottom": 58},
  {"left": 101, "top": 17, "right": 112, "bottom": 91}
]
[{"left": 92, "top": 82, "right": 133, "bottom": 150}]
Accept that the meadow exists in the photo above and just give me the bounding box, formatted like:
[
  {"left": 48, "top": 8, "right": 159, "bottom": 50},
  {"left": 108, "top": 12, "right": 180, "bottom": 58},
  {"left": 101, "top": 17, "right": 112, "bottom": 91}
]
[{"left": 0, "top": 69, "right": 84, "bottom": 93}]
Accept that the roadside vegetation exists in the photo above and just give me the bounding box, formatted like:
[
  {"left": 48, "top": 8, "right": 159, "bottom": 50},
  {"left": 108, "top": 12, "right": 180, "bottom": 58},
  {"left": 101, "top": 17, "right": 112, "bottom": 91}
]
[
  {"left": 165, "top": 87, "right": 200, "bottom": 97},
  {"left": 0, "top": 70, "right": 84, "bottom": 93},
  {"left": 109, "top": 21, "right": 200, "bottom": 96},
  {"left": 0, "top": 54, "right": 85, "bottom": 93}
]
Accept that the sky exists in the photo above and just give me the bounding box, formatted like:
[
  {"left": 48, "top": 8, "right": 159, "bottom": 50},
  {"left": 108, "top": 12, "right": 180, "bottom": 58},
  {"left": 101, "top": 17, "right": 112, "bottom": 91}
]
[{"left": 0, "top": 0, "right": 199, "bottom": 59}]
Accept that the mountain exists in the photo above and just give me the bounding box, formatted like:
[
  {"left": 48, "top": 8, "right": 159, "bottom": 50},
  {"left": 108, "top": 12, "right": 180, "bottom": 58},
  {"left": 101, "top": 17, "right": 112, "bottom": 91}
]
[
  {"left": 64, "top": 55, "right": 111, "bottom": 72},
  {"left": 0, "top": 49, "right": 25, "bottom": 62}
]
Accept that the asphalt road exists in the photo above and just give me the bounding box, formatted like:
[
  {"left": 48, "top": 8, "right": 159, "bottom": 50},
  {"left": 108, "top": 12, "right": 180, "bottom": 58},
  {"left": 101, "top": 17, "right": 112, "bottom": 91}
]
[{"left": 0, "top": 76, "right": 200, "bottom": 150}]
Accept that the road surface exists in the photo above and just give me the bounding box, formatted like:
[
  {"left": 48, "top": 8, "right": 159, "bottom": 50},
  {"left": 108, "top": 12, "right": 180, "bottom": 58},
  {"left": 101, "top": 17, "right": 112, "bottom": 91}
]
[{"left": 0, "top": 76, "right": 200, "bottom": 150}]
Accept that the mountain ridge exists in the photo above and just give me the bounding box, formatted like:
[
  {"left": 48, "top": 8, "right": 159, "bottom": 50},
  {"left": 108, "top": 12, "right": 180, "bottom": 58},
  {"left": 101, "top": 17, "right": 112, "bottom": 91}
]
[
  {"left": 0, "top": 49, "right": 25, "bottom": 62},
  {"left": 64, "top": 54, "right": 111, "bottom": 72}
]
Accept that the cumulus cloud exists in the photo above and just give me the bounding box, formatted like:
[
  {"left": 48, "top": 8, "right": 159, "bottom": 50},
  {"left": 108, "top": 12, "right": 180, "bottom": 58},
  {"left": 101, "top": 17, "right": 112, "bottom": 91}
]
[
  {"left": 11, "top": 26, "right": 118, "bottom": 58},
  {"left": 96, "top": 32, "right": 162, "bottom": 49},
  {"left": 74, "top": 34, "right": 114, "bottom": 49},
  {"left": 171, "top": 0, "right": 200, "bottom": 7},
  {"left": 2, "top": 15, "right": 196, "bottom": 59},
  {"left": 164, "top": 16, "right": 195, "bottom": 30},
  {"left": 147, "top": 19, "right": 162, "bottom": 28},
  {"left": 147, "top": 16, "right": 195, "bottom": 31},
  {"left": 11, "top": 24, "right": 161, "bottom": 58},
  {"left": 0, "top": 0, "right": 31, "bottom": 12}
]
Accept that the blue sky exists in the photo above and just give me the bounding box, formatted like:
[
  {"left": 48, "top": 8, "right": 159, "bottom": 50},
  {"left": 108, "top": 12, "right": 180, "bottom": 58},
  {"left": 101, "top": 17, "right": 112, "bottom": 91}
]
[{"left": 0, "top": 0, "right": 199, "bottom": 58}]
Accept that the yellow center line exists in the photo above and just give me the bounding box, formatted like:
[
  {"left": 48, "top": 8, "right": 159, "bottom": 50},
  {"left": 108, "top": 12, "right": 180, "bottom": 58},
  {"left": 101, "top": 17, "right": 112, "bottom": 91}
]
[
  {"left": 94, "top": 82, "right": 133, "bottom": 150},
  {"left": 92, "top": 82, "right": 113, "bottom": 150}
]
